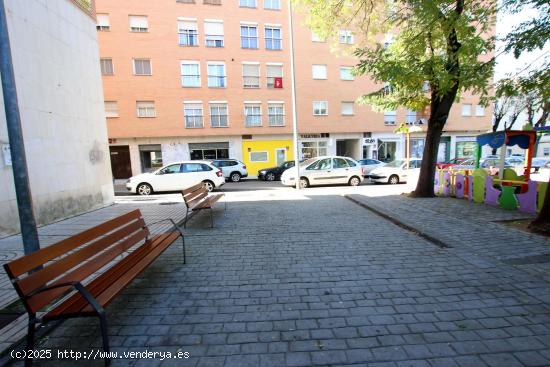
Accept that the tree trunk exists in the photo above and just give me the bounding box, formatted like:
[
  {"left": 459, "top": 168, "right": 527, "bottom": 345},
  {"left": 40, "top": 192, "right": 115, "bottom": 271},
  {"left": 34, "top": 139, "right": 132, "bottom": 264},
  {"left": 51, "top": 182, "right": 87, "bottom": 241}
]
[{"left": 529, "top": 182, "right": 550, "bottom": 234}]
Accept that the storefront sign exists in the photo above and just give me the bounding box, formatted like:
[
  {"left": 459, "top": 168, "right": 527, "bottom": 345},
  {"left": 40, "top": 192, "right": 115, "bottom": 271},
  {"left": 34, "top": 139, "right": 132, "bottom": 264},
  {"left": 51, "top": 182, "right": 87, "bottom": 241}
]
[{"left": 363, "top": 138, "right": 376, "bottom": 145}]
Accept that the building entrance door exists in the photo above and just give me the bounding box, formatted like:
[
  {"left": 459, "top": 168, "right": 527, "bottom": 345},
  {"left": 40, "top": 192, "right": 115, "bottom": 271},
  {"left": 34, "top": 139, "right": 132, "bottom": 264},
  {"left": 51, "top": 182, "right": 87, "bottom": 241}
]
[
  {"left": 276, "top": 148, "right": 286, "bottom": 166},
  {"left": 109, "top": 146, "right": 132, "bottom": 179}
]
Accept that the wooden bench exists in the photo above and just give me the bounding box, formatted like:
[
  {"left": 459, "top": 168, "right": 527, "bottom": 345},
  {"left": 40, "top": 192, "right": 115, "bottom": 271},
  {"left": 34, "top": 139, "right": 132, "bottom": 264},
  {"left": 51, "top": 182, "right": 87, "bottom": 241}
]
[
  {"left": 182, "top": 182, "right": 225, "bottom": 228},
  {"left": 3, "top": 209, "right": 184, "bottom": 366}
]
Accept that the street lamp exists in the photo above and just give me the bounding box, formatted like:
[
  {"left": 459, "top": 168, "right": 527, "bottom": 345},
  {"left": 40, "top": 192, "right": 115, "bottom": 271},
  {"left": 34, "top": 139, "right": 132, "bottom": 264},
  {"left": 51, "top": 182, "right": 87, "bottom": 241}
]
[{"left": 394, "top": 123, "right": 423, "bottom": 170}]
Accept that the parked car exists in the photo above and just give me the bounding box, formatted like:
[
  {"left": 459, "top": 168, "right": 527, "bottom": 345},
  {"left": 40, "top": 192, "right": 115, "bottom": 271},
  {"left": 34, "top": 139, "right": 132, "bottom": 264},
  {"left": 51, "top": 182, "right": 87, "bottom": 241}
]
[
  {"left": 210, "top": 159, "right": 248, "bottom": 182},
  {"left": 126, "top": 161, "right": 225, "bottom": 195},
  {"left": 357, "top": 158, "right": 384, "bottom": 177},
  {"left": 532, "top": 157, "right": 550, "bottom": 172},
  {"left": 436, "top": 157, "right": 469, "bottom": 169},
  {"left": 258, "top": 160, "right": 296, "bottom": 181},
  {"left": 281, "top": 156, "right": 363, "bottom": 188},
  {"left": 369, "top": 158, "right": 422, "bottom": 184}
]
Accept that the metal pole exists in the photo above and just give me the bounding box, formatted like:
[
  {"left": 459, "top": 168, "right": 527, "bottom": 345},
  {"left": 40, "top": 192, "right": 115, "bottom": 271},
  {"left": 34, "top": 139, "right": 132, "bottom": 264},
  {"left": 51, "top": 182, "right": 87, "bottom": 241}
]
[
  {"left": 0, "top": 0, "right": 40, "bottom": 254},
  {"left": 288, "top": 0, "right": 300, "bottom": 189}
]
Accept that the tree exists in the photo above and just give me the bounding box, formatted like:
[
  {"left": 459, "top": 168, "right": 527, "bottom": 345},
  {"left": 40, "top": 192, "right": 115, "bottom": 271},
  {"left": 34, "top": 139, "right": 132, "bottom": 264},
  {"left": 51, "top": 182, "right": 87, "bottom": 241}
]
[{"left": 295, "top": 0, "right": 495, "bottom": 197}]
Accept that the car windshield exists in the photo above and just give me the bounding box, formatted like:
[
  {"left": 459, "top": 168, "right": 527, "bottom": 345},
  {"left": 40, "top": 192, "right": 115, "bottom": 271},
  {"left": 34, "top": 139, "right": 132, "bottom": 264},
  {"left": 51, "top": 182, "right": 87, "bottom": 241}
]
[{"left": 384, "top": 160, "right": 405, "bottom": 168}]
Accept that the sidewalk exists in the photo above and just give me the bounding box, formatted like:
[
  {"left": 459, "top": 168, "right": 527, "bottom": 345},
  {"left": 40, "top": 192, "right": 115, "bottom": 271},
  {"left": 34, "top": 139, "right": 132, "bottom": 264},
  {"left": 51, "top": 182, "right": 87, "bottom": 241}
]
[{"left": 2, "top": 186, "right": 550, "bottom": 366}]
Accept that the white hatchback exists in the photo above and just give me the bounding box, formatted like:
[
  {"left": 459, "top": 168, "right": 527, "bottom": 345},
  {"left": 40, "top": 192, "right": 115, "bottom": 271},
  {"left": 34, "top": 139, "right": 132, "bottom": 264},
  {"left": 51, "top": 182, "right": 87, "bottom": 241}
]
[
  {"left": 281, "top": 156, "right": 364, "bottom": 188},
  {"left": 126, "top": 161, "right": 225, "bottom": 195}
]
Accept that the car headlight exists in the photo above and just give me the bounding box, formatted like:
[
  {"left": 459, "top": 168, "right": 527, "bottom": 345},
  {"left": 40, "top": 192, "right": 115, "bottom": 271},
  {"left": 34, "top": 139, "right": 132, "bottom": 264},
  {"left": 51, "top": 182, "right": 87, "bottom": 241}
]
[{"left": 259, "top": 170, "right": 266, "bottom": 174}]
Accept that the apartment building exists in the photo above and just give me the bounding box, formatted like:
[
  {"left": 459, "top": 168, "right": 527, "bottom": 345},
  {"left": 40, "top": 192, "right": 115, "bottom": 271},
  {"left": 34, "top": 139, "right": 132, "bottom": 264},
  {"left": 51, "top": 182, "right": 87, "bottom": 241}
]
[{"left": 96, "top": 0, "right": 491, "bottom": 179}]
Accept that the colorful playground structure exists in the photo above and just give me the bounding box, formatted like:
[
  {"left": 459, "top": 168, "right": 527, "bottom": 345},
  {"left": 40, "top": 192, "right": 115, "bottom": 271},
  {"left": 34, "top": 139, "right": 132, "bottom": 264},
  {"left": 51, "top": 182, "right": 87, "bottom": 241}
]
[{"left": 435, "top": 129, "right": 549, "bottom": 214}]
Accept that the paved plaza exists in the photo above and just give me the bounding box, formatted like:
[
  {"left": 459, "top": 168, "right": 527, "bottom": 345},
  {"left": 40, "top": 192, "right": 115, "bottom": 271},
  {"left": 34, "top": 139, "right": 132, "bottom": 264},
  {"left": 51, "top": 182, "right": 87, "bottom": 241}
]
[{"left": 1, "top": 182, "right": 549, "bottom": 366}]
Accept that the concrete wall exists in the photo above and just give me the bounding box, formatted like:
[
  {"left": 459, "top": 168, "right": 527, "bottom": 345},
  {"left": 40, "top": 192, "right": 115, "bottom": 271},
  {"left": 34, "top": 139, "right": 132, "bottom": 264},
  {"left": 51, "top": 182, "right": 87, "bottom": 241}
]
[{"left": 0, "top": 0, "right": 114, "bottom": 237}]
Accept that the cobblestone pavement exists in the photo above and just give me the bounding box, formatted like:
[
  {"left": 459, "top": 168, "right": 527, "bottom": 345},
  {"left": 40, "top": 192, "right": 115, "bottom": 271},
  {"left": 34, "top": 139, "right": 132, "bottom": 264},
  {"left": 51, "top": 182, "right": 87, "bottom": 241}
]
[{"left": 6, "top": 185, "right": 546, "bottom": 367}]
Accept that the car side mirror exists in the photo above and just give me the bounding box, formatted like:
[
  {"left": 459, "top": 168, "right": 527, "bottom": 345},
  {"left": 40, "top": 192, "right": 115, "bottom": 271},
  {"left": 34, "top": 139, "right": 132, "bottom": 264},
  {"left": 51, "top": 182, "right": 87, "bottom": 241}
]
[{"left": 157, "top": 171, "right": 164, "bottom": 175}]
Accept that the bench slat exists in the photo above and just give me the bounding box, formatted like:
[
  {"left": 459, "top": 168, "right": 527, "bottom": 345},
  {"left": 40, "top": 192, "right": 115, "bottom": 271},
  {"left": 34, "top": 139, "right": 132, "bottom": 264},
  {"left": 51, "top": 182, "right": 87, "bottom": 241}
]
[
  {"left": 17, "top": 218, "right": 146, "bottom": 297},
  {"left": 4, "top": 210, "right": 142, "bottom": 278},
  {"left": 182, "top": 183, "right": 205, "bottom": 198}
]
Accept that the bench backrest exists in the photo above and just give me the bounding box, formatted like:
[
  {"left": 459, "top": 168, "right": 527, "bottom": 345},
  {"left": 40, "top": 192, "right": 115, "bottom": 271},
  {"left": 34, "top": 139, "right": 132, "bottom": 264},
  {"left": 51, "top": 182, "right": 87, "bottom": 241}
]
[
  {"left": 3, "top": 209, "right": 149, "bottom": 314},
  {"left": 182, "top": 183, "right": 208, "bottom": 207}
]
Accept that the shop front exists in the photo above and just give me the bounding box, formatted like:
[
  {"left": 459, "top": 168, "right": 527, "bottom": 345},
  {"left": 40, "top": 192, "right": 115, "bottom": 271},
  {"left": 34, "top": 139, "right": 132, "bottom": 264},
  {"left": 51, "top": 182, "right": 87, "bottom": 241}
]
[{"left": 188, "top": 142, "right": 230, "bottom": 160}]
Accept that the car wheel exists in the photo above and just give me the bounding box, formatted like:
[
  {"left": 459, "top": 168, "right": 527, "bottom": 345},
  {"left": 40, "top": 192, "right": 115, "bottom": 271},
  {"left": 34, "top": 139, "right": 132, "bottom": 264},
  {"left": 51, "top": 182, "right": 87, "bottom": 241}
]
[
  {"left": 203, "top": 180, "right": 214, "bottom": 192},
  {"left": 137, "top": 183, "right": 153, "bottom": 195},
  {"left": 348, "top": 176, "right": 361, "bottom": 186},
  {"left": 266, "top": 172, "right": 276, "bottom": 181},
  {"left": 299, "top": 177, "right": 309, "bottom": 189},
  {"left": 388, "top": 175, "right": 399, "bottom": 185},
  {"left": 230, "top": 172, "right": 242, "bottom": 182}
]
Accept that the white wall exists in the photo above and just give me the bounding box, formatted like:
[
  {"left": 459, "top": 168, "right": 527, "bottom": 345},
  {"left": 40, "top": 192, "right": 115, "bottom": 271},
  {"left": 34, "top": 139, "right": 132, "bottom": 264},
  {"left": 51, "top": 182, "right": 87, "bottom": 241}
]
[{"left": 0, "top": 0, "right": 114, "bottom": 237}]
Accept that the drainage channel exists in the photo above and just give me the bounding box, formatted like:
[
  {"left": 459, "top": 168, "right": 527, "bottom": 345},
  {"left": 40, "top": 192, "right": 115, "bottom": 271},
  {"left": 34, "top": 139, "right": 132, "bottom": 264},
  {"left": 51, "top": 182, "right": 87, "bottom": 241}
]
[{"left": 344, "top": 195, "right": 451, "bottom": 249}]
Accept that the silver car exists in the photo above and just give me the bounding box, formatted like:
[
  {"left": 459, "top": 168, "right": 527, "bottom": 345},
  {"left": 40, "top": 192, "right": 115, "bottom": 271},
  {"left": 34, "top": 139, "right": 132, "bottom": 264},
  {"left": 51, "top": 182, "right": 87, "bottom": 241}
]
[{"left": 280, "top": 156, "right": 364, "bottom": 188}]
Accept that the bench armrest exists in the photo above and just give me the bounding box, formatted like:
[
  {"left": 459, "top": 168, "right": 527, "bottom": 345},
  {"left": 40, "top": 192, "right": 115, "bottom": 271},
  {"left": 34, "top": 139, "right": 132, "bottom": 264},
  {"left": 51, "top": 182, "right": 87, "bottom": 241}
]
[
  {"left": 146, "top": 218, "right": 184, "bottom": 237},
  {"left": 25, "top": 281, "right": 105, "bottom": 316}
]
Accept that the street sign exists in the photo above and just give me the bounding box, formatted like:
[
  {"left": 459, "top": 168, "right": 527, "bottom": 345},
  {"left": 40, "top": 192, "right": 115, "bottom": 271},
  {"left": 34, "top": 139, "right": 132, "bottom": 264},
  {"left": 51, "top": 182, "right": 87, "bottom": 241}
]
[{"left": 274, "top": 77, "right": 283, "bottom": 88}]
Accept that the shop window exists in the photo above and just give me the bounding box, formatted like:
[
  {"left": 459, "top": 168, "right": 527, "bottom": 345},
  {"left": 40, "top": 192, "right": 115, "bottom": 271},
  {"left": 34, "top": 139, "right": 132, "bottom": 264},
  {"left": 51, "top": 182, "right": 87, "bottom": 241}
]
[
  {"left": 250, "top": 151, "right": 268, "bottom": 162},
  {"left": 456, "top": 141, "right": 476, "bottom": 158}
]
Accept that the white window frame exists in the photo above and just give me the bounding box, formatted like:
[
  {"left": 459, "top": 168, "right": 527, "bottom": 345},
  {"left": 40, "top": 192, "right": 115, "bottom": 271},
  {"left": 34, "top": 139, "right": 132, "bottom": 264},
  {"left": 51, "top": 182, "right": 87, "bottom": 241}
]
[
  {"left": 406, "top": 110, "right": 417, "bottom": 123},
  {"left": 313, "top": 101, "right": 328, "bottom": 116},
  {"left": 204, "top": 20, "right": 224, "bottom": 47},
  {"left": 183, "top": 102, "right": 204, "bottom": 128},
  {"left": 96, "top": 14, "right": 110, "bottom": 31},
  {"left": 339, "top": 30, "right": 354, "bottom": 44},
  {"left": 104, "top": 101, "right": 118, "bottom": 118},
  {"left": 250, "top": 151, "right": 269, "bottom": 162},
  {"left": 311, "top": 32, "right": 325, "bottom": 42},
  {"left": 209, "top": 101, "right": 229, "bottom": 128},
  {"left": 207, "top": 61, "right": 226, "bottom": 88},
  {"left": 178, "top": 18, "right": 198, "bottom": 46},
  {"left": 268, "top": 102, "right": 285, "bottom": 126},
  {"left": 312, "top": 64, "right": 327, "bottom": 80},
  {"left": 264, "top": 0, "right": 281, "bottom": 10},
  {"left": 475, "top": 104, "right": 485, "bottom": 116},
  {"left": 384, "top": 110, "right": 397, "bottom": 125},
  {"left": 100, "top": 58, "right": 114, "bottom": 75},
  {"left": 339, "top": 66, "right": 354, "bottom": 81},
  {"left": 181, "top": 61, "right": 201, "bottom": 87},
  {"left": 129, "top": 15, "right": 148, "bottom": 32},
  {"left": 136, "top": 101, "right": 156, "bottom": 118},
  {"left": 244, "top": 102, "right": 262, "bottom": 127},
  {"left": 462, "top": 103, "right": 472, "bottom": 116},
  {"left": 265, "top": 26, "right": 282, "bottom": 50},
  {"left": 240, "top": 0, "right": 257, "bottom": 7},
  {"left": 266, "top": 63, "right": 283, "bottom": 88},
  {"left": 132, "top": 58, "right": 152, "bottom": 76},
  {"left": 240, "top": 24, "right": 259, "bottom": 49},
  {"left": 341, "top": 102, "right": 354, "bottom": 116},
  {"left": 242, "top": 62, "right": 260, "bottom": 88}
]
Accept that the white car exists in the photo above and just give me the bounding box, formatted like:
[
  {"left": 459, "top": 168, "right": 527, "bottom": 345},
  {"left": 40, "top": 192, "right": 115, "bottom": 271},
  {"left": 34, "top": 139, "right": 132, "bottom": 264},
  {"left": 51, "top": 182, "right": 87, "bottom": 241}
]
[
  {"left": 281, "top": 156, "right": 364, "bottom": 188},
  {"left": 210, "top": 159, "right": 248, "bottom": 182},
  {"left": 126, "top": 161, "right": 225, "bottom": 195},
  {"left": 369, "top": 158, "right": 422, "bottom": 184}
]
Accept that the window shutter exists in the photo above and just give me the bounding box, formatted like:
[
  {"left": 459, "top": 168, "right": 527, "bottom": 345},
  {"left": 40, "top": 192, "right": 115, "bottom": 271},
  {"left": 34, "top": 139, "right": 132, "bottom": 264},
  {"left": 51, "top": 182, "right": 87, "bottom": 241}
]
[
  {"left": 97, "top": 14, "right": 110, "bottom": 27},
  {"left": 204, "top": 21, "right": 223, "bottom": 35},
  {"left": 129, "top": 16, "right": 148, "bottom": 29},
  {"left": 179, "top": 20, "right": 198, "bottom": 31}
]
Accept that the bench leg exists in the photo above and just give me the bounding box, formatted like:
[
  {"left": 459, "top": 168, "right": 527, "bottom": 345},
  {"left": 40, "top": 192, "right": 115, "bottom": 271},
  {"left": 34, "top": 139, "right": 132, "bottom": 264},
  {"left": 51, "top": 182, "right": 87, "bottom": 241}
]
[
  {"left": 25, "top": 318, "right": 36, "bottom": 367},
  {"left": 99, "top": 312, "right": 110, "bottom": 366},
  {"left": 184, "top": 208, "right": 189, "bottom": 228},
  {"left": 210, "top": 207, "right": 214, "bottom": 228},
  {"left": 182, "top": 235, "right": 186, "bottom": 264}
]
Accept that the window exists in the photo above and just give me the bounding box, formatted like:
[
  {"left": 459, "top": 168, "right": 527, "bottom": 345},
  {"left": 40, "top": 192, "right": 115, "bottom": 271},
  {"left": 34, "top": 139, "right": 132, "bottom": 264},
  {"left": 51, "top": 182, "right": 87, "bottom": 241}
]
[
  {"left": 100, "top": 58, "right": 114, "bottom": 75},
  {"left": 313, "top": 101, "right": 328, "bottom": 115},
  {"left": 129, "top": 15, "right": 148, "bottom": 32},
  {"left": 184, "top": 103, "right": 203, "bottom": 128},
  {"left": 241, "top": 25, "right": 258, "bottom": 49},
  {"left": 543, "top": 148, "right": 549, "bottom": 156},
  {"left": 182, "top": 163, "right": 212, "bottom": 172},
  {"left": 210, "top": 103, "right": 228, "bottom": 127},
  {"left": 136, "top": 101, "right": 156, "bottom": 118},
  {"left": 384, "top": 110, "right": 397, "bottom": 125},
  {"left": 178, "top": 19, "right": 198, "bottom": 46},
  {"left": 96, "top": 14, "right": 110, "bottom": 31},
  {"left": 159, "top": 164, "right": 182, "bottom": 174},
  {"left": 264, "top": 0, "right": 280, "bottom": 10},
  {"left": 339, "top": 30, "right": 354, "bottom": 44},
  {"left": 204, "top": 20, "right": 224, "bottom": 47},
  {"left": 104, "top": 101, "right": 118, "bottom": 118},
  {"left": 265, "top": 27, "right": 282, "bottom": 50},
  {"left": 307, "top": 158, "right": 332, "bottom": 170},
  {"left": 242, "top": 63, "right": 260, "bottom": 88},
  {"left": 301, "top": 141, "right": 328, "bottom": 159},
  {"left": 190, "top": 143, "right": 229, "bottom": 160},
  {"left": 341, "top": 102, "right": 354, "bottom": 116},
  {"left": 340, "top": 67, "right": 354, "bottom": 80},
  {"left": 333, "top": 158, "right": 349, "bottom": 168},
  {"left": 139, "top": 145, "right": 162, "bottom": 172},
  {"left": 207, "top": 62, "right": 226, "bottom": 88},
  {"left": 312, "top": 64, "right": 327, "bottom": 80},
  {"left": 240, "top": 0, "right": 256, "bottom": 7},
  {"left": 244, "top": 103, "right": 262, "bottom": 127},
  {"left": 462, "top": 104, "right": 472, "bottom": 116},
  {"left": 475, "top": 104, "right": 485, "bottom": 116},
  {"left": 181, "top": 61, "right": 200, "bottom": 87},
  {"left": 250, "top": 151, "right": 268, "bottom": 162},
  {"left": 203, "top": 0, "right": 222, "bottom": 4},
  {"left": 268, "top": 103, "right": 285, "bottom": 126},
  {"left": 133, "top": 59, "right": 152, "bottom": 75},
  {"left": 311, "top": 32, "right": 325, "bottom": 42},
  {"left": 383, "top": 33, "right": 394, "bottom": 49},
  {"left": 266, "top": 64, "right": 283, "bottom": 88},
  {"left": 406, "top": 110, "right": 417, "bottom": 123}
]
